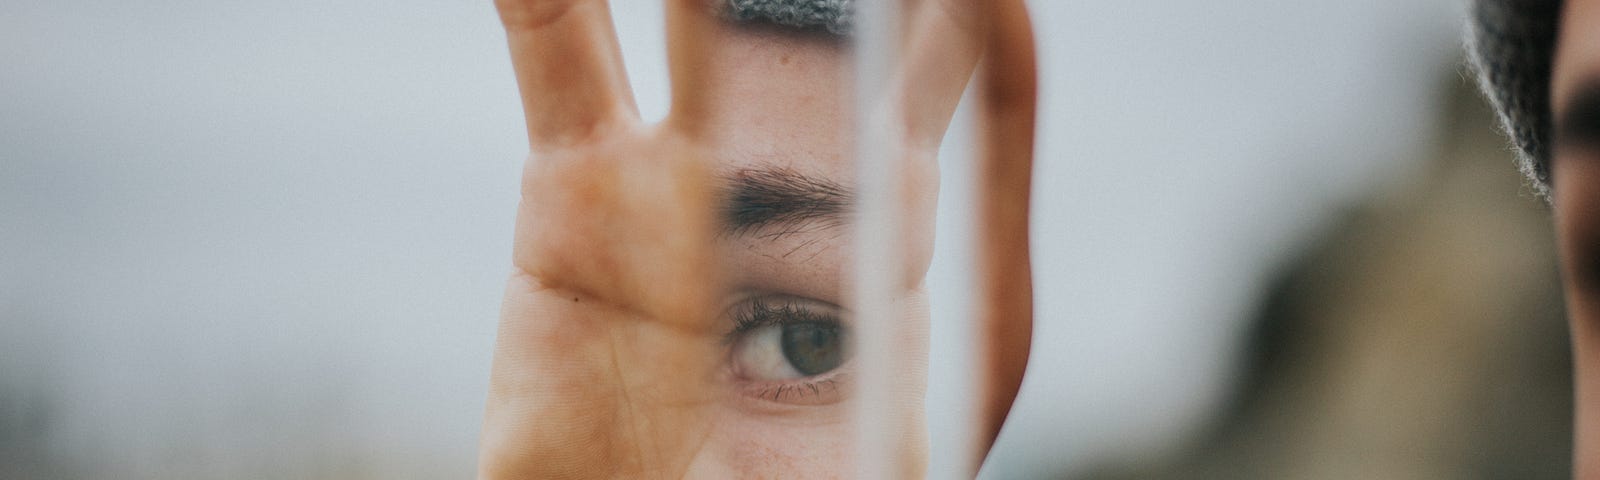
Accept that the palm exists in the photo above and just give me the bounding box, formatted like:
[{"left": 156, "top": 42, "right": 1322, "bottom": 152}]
[{"left": 484, "top": 126, "right": 721, "bottom": 477}]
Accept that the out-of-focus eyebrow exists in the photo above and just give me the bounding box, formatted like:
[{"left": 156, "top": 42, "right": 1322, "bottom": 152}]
[
  {"left": 721, "top": 167, "right": 851, "bottom": 237},
  {"left": 1557, "top": 80, "right": 1600, "bottom": 150}
]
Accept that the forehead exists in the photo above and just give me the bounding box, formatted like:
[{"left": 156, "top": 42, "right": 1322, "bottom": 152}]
[
  {"left": 1554, "top": 0, "right": 1600, "bottom": 117},
  {"left": 697, "top": 21, "right": 853, "bottom": 179}
]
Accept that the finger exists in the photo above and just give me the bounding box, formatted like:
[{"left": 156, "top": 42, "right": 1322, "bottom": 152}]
[
  {"left": 895, "top": 0, "right": 986, "bottom": 150},
  {"left": 973, "top": 0, "right": 1037, "bottom": 467},
  {"left": 497, "top": 0, "right": 637, "bottom": 150},
  {"left": 664, "top": 0, "right": 719, "bottom": 137},
  {"left": 654, "top": 0, "right": 723, "bottom": 327},
  {"left": 511, "top": 142, "right": 721, "bottom": 331}
]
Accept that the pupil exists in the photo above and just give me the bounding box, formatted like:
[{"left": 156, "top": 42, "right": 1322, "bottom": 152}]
[{"left": 780, "top": 322, "right": 843, "bottom": 376}]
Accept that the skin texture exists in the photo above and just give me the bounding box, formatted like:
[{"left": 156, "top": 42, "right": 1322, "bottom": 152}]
[
  {"left": 476, "top": 1, "right": 1036, "bottom": 478},
  {"left": 973, "top": 0, "right": 1036, "bottom": 461},
  {"left": 1550, "top": 0, "right": 1600, "bottom": 477}
]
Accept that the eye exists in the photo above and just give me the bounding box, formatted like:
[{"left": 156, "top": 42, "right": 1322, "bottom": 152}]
[
  {"left": 724, "top": 296, "right": 852, "bottom": 402},
  {"left": 732, "top": 321, "right": 847, "bottom": 380}
]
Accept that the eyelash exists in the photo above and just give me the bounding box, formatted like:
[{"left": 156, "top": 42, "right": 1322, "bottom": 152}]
[
  {"left": 726, "top": 297, "right": 836, "bottom": 341},
  {"left": 725, "top": 297, "right": 850, "bottom": 402},
  {"left": 749, "top": 378, "right": 842, "bottom": 402}
]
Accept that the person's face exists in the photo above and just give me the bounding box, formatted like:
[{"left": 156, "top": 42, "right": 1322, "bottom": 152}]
[
  {"left": 680, "top": 23, "right": 941, "bottom": 477},
  {"left": 1548, "top": 0, "right": 1600, "bottom": 474},
  {"left": 478, "top": 2, "right": 1000, "bottom": 477}
]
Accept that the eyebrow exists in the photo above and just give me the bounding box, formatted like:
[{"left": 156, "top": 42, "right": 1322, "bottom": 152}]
[
  {"left": 720, "top": 167, "right": 852, "bottom": 238},
  {"left": 1557, "top": 81, "right": 1600, "bottom": 151}
]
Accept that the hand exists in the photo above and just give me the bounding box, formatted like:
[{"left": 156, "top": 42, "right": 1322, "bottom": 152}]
[{"left": 476, "top": 1, "right": 1036, "bottom": 478}]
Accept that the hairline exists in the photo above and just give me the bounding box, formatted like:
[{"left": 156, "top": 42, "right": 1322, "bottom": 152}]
[
  {"left": 1467, "top": 0, "right": 1564, "bottom": 199},
  {"left": 723, "top": 0, "right": 855, "bottom": 36}
]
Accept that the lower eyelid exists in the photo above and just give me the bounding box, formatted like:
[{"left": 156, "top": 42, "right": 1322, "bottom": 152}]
[
  {"left": 733, "top": 369, "right": 852, "bottom": 407},
  {"left": 749, "top": 381, "right": 832, "bottom": 402}
]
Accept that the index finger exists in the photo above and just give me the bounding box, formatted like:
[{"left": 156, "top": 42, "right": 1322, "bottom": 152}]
[
  {"left": 497, "top": 0, "right": 638, "bottom": 150},
  {"left": 663, "top": 0, "right": 720, "bottom": 137},
  {"left": 973, "top": 0, "right": 1038, "bottom": 468}
]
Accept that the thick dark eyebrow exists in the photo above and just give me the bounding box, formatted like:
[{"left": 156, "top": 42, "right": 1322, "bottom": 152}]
[{"left": 720, "top": 167, "right": 852, "bottom": 237}]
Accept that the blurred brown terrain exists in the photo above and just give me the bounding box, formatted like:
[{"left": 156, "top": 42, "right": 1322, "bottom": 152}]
[{"left": 1078, "top": 75, "right": 1572, "bottom": 479}]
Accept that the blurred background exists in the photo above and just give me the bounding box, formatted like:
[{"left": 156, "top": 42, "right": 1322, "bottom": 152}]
[{"left": 0, "top": 0, "right": 1569, "bottom": 478}]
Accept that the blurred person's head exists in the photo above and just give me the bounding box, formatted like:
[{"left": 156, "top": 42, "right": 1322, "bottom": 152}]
[{"left": 1471, "top": 0, "right": 1600, "bottom": 474}]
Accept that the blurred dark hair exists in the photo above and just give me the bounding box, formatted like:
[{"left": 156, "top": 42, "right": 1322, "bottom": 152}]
[
  {"left": 1466, "top": 0, "right": 1563, "bottom": 199},
  {"left": 724, "top": 0, "right": 854, "bottom": 35}
]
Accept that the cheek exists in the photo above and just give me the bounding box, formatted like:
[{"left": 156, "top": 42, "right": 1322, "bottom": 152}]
[
  {"left": 1555, "top": 154, "right": 1600, "bottom": 297},
  {"left": 690, "top": 403, "right": 854, "bottom": 478}
]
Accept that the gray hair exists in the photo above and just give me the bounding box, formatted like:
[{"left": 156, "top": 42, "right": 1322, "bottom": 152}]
[
  {"left": 1466, "top": 0, "right": 1563, "bottom": 199},
  {"left": 724, "top": 0, "right": 855, "bottom": 35}
]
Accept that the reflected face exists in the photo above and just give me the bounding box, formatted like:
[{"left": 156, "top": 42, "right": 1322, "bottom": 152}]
[
  {"left": 481, "top": 1, "right": 981, "bottom": 477},
  {"left": 685, "top": 22, "right": 938, "bottom": 477},
  {"left": 1549, "top": 0, "right": 1600, "bottom": 474}
]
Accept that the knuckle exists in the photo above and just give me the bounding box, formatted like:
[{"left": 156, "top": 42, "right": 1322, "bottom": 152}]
[{"left": 931, "top": 0, "right": 984, "bottom": 37}]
